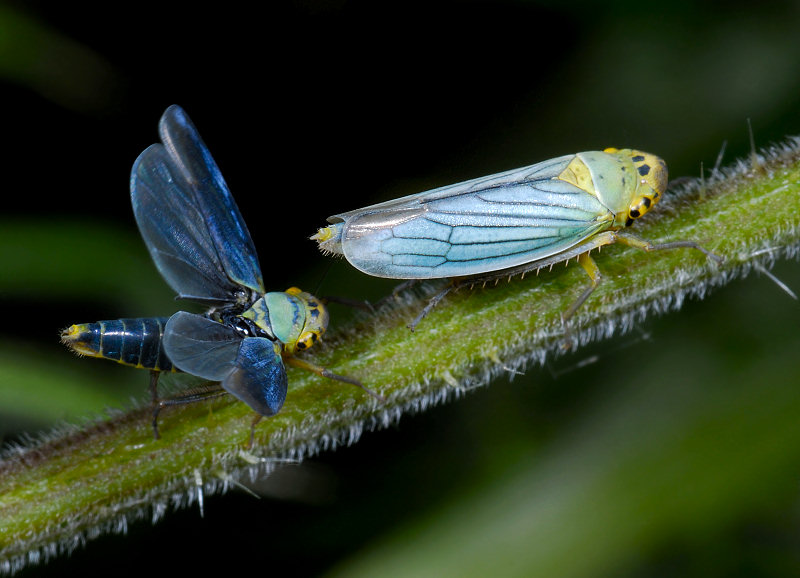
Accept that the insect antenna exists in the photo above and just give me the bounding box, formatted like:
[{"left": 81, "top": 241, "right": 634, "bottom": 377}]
[
  {"left": 311, "top": 258, "right": 335, "bottom": 296},
  {"left": 313, "top": 258, "right": 376, "bottom": 313}
]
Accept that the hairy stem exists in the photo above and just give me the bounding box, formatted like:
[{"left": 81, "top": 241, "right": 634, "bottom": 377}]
[{"left": 2, "top": 140, "right": 800, "bottom": 574}]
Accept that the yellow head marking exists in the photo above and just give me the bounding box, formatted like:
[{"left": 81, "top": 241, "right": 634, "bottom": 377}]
[
  {"left": 606, "top": 148, "right": 667, "bottom": 227},
  {"left": 283, "top": 287, "right": 329, "bottom": 355}
]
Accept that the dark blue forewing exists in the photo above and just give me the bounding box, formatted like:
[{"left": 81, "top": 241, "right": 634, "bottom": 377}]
[
  {"left": 224, "top": 337, "right": 288, "bottom": 417},
  {"left": 131, "top": 105, "right": 264, "bottom": 304},
  {"left": 164, "top": 312, "right": 287, "bottom": 416}
]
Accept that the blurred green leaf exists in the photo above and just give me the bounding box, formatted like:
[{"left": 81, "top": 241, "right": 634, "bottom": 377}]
[
  {"left": 0, "top": 5, "right": 121, "bottom": 113},
  {"left": 0, "top": 219, "right": 175, "bottom": 313},
  {"left": 0, "top": 342, "right": 142, "bottom": 429},
  {"left": 0, "top": 220, "right": 178, "bottom": 432}
]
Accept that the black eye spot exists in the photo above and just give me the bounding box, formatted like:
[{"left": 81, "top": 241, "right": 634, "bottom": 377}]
[
  {"left": 297, "top": 341, "right": 307, "bottom": 350},
  {"left": 632, "top": 155, "right": 645, "bottom": 162},
  {"left": 630, "top": 209, "right": 640, "bottom": 218},
  {"left": 637, "top": 164, "right": 651, "bottom": 176}
]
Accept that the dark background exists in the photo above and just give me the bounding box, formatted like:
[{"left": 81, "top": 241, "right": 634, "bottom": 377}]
[{"left": 3, "top": 1, "right": 800, "bottom": 576}]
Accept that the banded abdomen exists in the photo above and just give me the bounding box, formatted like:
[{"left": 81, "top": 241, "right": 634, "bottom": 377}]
[{"left": 61, "top": 317, "right": 175, "bottom": 372}]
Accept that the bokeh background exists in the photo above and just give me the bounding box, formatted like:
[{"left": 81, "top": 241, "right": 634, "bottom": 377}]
[{"left": 3, "top": 1, "right": 800, "bottom": 576}]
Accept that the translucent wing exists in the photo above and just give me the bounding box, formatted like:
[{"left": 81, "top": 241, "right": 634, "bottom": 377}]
[
  {"left": 164, "top": 312, "right": 287, "bottom": 416},
  {"left": 331, "top": 156, "right": 614, "bottom": 278},
  {"left": 131, "top": 105, "right": 264, "bottom": 304}
]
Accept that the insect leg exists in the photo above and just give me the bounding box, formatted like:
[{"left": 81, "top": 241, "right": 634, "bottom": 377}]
[
  {"left": 616, "top": 232, "right": 723, "bottom": 263},
  {"left": 408, "top": 284, "right": 454, "bottom": 331},
  {"left": 391, "top": 279, "right": 419, "bottom": 299},
  {"left": 563, "top": 252, "right": 603, "bottom": 323},
  {"left": 151, "top": 383, "right": 228, "bottom": 439},
  {"left": 148, "top": 370, "right": 161, "bottom": 439},
  {"left": 285, "top": 357, "right": 385, "bottom": 402},
  {"left": 324, "top": 280, "right": 421, "bottom": 316},
  {"left": 368, "top": 279, "right": 421, "bottom": 313},
  {"left": 248, "top": 415, "right": 263, "bottom": 449},
  {"left": 554, "top": 252, "right": 605, "bottom": 348}
]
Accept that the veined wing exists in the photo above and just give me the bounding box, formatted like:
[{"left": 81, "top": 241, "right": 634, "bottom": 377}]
[
  {"left": 333, "top": 154, "right": 574, "bottom": 217},
  {"left": 224, "top": 337, "right": 288, "bottom": 417},
  {"left": 131, "top": 105, "right": 264, "bottom": 304},
  {"left": 164, "top": 312, "right": 287, "bottom": 416},
  {"left": 335, "top": 159, "right": 614, "bottom": 278}
]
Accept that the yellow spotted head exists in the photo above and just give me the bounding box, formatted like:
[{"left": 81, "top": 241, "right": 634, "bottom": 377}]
[
  {"left": 245, "top": 288, "right": 331, "bottom": 355},
  {"left": 604, "top": 148, "right": 668, "bottom": 227},
  {"left": 284, "top": 287, "right": 329, "bottom": 355}
]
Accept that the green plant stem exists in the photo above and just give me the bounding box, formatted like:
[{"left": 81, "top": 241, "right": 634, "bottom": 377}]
[{"left": 2, "top": 140, "right": 800, "bottom": 573}]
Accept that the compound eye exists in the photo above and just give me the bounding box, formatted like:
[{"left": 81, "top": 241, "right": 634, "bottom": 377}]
[
  {"left": 295, "top": 331, "right": 319, "bottom": 351},
  {"left": 629, "top": 195, "right": 654, "bottom": 220}
]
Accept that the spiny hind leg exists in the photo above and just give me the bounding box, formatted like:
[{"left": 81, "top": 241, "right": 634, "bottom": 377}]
[
  {"left": 148, "top": 371, "right": 161, "bottom": 439},
  {"left": 332, "top": 278, "right": 452, "bottom": 329},
  {"left": 367, "top": 279, "right": 421, "bottom": 314},
  {"left": 559, "top": 231, "right": 721, "bottom": 344},
  {"left": 151, "top": 382, "right": 228, "bottom": 439},
  {"left": 322, "top": 279, "right": 421, "bottom": 316},
  {"left": 408, "top": 283, "right": 455, "bottom": 331},
  {"left": 561, "top": 229, "right": 721, "bottom": 323}
]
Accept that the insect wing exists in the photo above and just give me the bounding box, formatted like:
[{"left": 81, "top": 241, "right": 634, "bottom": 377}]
[
  {"left": 164, "top": 312, "right": 287, "bottom": 416},
  {"left": 131, "top": 105, "right": 264, "bottom": 304},
  {"left": 224, "top": 337, "right": 288, "bottom": 417},
  {"left": 331, "top": 156, "right": 613, "bottom": 278},
  {"left": 157, "top": 106, "right": 264, "bottom": 294},
  {"left": 163, "top": 312, "right": 242, "bottom": 380}
]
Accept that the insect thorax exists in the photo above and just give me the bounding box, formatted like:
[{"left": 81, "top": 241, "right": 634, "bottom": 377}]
[
  {"left": 241, "top": 289, "right": 330, "bottom": 355},
  {"left": 219, "top": 309, "right": 272, "bottom": 340},
  {"left": 558, "top": 148, "right": 668, "bottom": 229}
]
